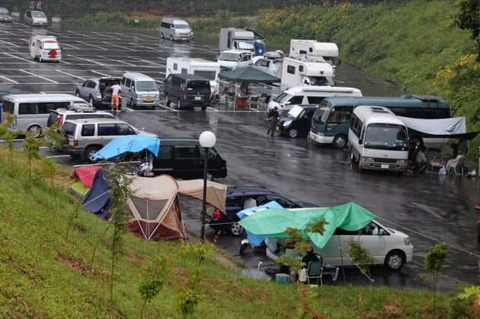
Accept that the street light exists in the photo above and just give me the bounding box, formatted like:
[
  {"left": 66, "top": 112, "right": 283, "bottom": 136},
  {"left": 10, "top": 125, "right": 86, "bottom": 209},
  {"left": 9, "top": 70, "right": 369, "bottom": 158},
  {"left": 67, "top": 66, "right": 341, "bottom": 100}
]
[{"left": 199, "top": 130, "right": 216, "bottom": 241}]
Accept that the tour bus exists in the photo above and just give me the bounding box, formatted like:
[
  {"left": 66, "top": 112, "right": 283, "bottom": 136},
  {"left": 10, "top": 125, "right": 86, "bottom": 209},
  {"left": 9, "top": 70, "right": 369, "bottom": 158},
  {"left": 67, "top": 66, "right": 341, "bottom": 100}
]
[
  {"left": 308, "top": 95, "right": 451, "bottom": 148},
  {"left": 349, "top": 106, "right": 409, "bottom": 172},
  {"left": 1, "top": 94, "right": 89, "bottom": 137}
]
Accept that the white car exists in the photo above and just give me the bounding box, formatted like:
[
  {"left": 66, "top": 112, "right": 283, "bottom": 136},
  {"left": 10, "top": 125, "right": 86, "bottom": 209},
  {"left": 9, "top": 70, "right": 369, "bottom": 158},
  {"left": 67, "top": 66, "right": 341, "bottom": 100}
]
[
  {"left": 29, "top": 35, "right": 61, "bottom": 62},
  {"left": 266, "top": 219, "right": 414, "bottom": 271},
  {"left": 217, "top": 49, "right": 253, "bottom": 71}
]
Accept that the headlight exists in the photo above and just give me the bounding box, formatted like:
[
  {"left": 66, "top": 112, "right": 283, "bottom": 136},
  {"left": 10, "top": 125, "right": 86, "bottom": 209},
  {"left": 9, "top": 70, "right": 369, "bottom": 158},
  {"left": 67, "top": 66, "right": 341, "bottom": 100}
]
[
  {"left": 404, "top": 237, "right": 412, "bottom": 245},
  {"left": 362, "top": 157, "right": 375, "bottom": 163},
  {"left": 284, "top": 120, "right": 292, "bottom": 127}
]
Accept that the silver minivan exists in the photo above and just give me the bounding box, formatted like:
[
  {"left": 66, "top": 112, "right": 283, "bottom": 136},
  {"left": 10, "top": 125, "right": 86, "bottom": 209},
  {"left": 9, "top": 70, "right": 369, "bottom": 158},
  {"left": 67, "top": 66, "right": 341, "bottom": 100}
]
[
  {"left": 120, "top": 72, "right": 160, "bottom": 109},
  {"left": 160, "top": 17, "right": 193, "bottom": 41}
]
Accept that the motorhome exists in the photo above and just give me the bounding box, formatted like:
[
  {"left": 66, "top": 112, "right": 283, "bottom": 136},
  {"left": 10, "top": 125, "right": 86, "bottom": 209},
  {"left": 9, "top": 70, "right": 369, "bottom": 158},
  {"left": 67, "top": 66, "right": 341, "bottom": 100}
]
[
  {"left": 280, "top": 56, "right": 335, "bottom": 89},
  {"left": 289, "top": 39, "right": 339, "bottom": 70},
  {"left": 217, "top": 49, "right": 254, "bottom": 71},
  {"left": 253, "top": 51, "right": 284, "bottom": 78},
  {"left": 166, "top": 57, "right": 220, "bottom": 96},
  {"left": 349, "top": 105, "right": 409, "bottom": 172}
]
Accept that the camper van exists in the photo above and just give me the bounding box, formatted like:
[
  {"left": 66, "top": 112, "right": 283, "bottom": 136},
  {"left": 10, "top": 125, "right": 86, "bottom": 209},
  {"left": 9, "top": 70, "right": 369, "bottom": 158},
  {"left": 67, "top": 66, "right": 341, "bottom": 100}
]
[
  {"left": 280, "top": 57, "right": 334, "bottom": 89},
  {"left": 349, "top": 105, "right": 409, "bottom": 172},
  {"left": 120, "top": 72, "right": 160, "bottom": 109},
  {"left": 268, "top": 86, "right": 362, "bottom": 113},
  {"left": 160, "top": 17, "right": 193, "bottom": 41},
  {"left": 289, "top": 39, "right": 340, "bottom": 70},
  {"left": 29, "top": 35, "right": 61, "bottom": 62},
  {"left": 217, "top": 49, "right": 254, "bottom": 71},
  {"left": 166, "top": 57, "right": 220, "bottom": 96}
]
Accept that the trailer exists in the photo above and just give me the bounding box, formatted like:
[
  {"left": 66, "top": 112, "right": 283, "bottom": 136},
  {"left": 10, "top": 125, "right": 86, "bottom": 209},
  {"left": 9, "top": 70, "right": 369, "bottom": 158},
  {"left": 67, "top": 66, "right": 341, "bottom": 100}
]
[
  {"left": 166, "top": 57, "right": 221, "bottom": 95},
  {"left": 280, "top": 56, "right": 334, "bottom": 89},
  {"left": 289, "top": 39, "right": 339, "bottom": 69}
]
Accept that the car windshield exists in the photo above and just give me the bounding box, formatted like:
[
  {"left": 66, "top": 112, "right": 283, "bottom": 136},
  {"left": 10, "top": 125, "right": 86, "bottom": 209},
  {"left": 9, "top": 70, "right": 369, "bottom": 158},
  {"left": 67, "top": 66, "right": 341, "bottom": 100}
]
[
  {"left": 287, "top": 105, "right": 304, "bottom": 118},
  {"left": 219, "top": 52, "right": 240, "bottom": 61},
  {"left": 0, "top": 7, "right": 9, "bottom": 14},
  {"left": 187, "top": 81, "right": 210, "bottom": 89},
  {"left": 32, "top": 11, "right": 46, "bottom": 18},
  {"left": 364, "top": 124, "right": 408, "bottom": 150},
  {"left": 174, "top": 23, "right": 189, "bottom": 29},
  {"left": 236, "top": 40, "right": 255, "bottom": 51},
  {"left": 194, "top": 70, "right": 216, "bottom": 81},
  {"left": 273, "top": 92, "right": 292, "bottom": 103},
  {"left": 136, "top": 81, "right": 157, "bottom": 91}
]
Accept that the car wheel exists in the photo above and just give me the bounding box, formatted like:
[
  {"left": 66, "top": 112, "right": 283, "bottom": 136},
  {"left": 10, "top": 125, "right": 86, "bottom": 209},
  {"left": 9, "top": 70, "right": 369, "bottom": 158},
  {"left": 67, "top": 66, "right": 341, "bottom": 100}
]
[
  {"left": 85, "top": 146, "right": 100, "bottom": 163},
  {"left": 27, "top": 125, "right": 42, "bottom": 138},
  {"left": 384, "top": 250, "right": 405, "bottom": 271},
  {"left": 201, "top": 105, "right": 207, "bottom": 111},
  {"left": 165, "top": 94, "right": 171, "bottom": 107},
  {"left": 239, "top": 242, "right": 249, "bottom": 255},
  {"left": 129, "top": 99, "right": 135, "bottom": 109},
  {"left": 332, "top": 134, "right": 347, "bottom": 149},
  {"left": 89, "top": 96, "right": 95, "bottom": 106},
  {"left": 288, "top": 128, "right": 298, "bottom": 138},
  {"left": 230, "top": 222, "right": 244, "bottom": 236}
]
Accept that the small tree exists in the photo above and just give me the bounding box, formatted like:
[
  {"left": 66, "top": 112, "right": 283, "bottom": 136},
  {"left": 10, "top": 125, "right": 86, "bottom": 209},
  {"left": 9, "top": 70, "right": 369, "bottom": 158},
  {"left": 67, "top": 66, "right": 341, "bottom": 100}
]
[
  {"left": 424, "top": 242, "right": 448, "bottom": 309},
  {"left": 139, "top": 256, "right": 170, "bottom": 319},
  {"left": 22, "top": 131, "right": 43, "bottom": 188},
  {"left": 38, "top": 158, "right": 59, "bottom": 220},
  {"left": 0, "top": 114, "right": 20, "bottom": 174},
  {"left": 346, "top": 241, "right": 375, "bottom": 284},
  {"left": 44, "top": 122, "right": 66, "bottom": 151}
]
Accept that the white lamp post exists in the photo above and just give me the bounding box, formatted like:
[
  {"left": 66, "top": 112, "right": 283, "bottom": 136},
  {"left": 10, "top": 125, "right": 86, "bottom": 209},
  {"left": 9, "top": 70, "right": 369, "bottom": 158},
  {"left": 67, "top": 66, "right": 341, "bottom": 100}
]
[{"left": 199, "top": 131, "right": 216, "bottom": 241}]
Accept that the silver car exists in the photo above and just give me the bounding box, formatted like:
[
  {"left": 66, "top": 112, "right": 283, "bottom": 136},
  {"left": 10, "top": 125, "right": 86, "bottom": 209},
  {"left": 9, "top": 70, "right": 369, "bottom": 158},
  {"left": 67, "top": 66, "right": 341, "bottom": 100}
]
[
  {"left": 75, "top": 77, "right": 123, "bottom": 107},
  {"left": 24, "top": 10, "right": 48, "bottom": 27}
]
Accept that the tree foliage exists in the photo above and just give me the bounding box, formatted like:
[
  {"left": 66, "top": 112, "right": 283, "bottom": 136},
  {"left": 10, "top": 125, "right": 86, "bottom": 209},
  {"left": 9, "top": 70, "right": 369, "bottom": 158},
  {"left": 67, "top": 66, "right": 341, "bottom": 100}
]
[{"left": 456, "top": 0, "right": 480, "bottom": 61}]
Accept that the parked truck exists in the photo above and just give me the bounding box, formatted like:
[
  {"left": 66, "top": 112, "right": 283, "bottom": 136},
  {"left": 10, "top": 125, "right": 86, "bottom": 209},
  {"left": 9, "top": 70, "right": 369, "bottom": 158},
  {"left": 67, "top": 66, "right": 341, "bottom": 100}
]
[
  {"left": 219, "top": 28, "right": 265, "bottom": 56},
  {"left": 289, "top": 39, "right": 339, "bottom": 70},
  {"left": 166, "top": 57, "right": 221, "bottom": 96}
]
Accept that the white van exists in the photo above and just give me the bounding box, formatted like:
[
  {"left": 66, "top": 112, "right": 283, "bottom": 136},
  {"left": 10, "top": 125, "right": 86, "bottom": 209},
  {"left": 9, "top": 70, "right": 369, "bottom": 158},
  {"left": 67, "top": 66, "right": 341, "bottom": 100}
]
[
  {"left": 120, "top": 72, "right": 160, "bottom": 109},
  {"left": 160, "top": 17, "right": 193, "bottom": 41},
  {"left": 217, "top": 49, "right": 254, "bottom": 71},
  {"left": 266, "top": 218, "right": 414, "bottom": 271},
  {"left": 268, "top": 86, "right": 362, "bottom": 113},
  {"left": 349, "top": 105, "right": 409, "bottom": 172},
  {"left": 1, "top": 94, "right": 89, "bottom": 137},
  {"left": 29, "top": 35, "right": 61, "bottom": 62}
]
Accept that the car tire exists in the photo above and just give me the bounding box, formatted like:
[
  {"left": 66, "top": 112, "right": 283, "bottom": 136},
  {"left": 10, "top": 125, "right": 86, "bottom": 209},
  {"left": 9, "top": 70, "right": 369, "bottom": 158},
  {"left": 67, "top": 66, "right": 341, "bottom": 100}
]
[
  {"left": 129, "top": 99, "right": 135, "bottom": 109},
  {"left": 384, "top": 250, "right": 405, "bottom": 271},
  {"left": 27, "top": 125, "right": 42, "bottom": 138},
  {"left": 89, "top": 96, "right": 95, "bottom": 106},
  {"left": 165, "top": 94, "right": 171, "bottom": 107},
  {"left": 230, "top": 222, "right": 244, "bottom": 236},
  {"left": 85, "top": 146, "right": 101, "bottom": 163},
  {"left": 239, "top": 242, "right": 249, "bottom": 255},
  {"left": 288, "top": 128, "right": 298, "bottom": 138},
  {"left": 201, "top": 105, "right": 207, "bottom": 111},
  {"left": 332, "top": 134, "right": 347, "bottom": 149}
]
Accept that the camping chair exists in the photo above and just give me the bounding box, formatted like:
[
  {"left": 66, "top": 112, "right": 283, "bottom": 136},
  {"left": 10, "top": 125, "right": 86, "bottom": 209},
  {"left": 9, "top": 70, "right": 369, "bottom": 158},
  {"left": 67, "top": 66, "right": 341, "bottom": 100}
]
[
  {"left": 448, "top": 155, "right": 465, "bottom": 176},
  {"left": 306, "top": 260, "right": 323, "bottom": 285},
  {"left": 248, "top": 95, "right": 260, "bottom": 109}
]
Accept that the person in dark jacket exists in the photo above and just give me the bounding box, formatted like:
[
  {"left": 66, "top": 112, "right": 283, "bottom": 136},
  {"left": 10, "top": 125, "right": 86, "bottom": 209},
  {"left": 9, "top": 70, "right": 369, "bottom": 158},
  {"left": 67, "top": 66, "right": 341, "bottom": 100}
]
[{"left": 267, "top": 106, "right": 279, "bottom": 136}]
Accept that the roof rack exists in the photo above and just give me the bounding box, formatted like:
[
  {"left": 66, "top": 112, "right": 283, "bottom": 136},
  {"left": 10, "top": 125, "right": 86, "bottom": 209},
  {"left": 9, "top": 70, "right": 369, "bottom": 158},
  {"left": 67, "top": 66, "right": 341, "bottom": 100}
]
[{"left": 67, "top": 102, "right": 96, "bottom": 112}]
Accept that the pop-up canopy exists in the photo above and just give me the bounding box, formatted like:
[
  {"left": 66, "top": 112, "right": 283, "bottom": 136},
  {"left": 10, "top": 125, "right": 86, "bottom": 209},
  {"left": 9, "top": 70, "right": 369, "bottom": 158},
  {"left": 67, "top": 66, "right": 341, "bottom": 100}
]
[{"left": 239, "top": 202, "right": 376, "bottom": 249}]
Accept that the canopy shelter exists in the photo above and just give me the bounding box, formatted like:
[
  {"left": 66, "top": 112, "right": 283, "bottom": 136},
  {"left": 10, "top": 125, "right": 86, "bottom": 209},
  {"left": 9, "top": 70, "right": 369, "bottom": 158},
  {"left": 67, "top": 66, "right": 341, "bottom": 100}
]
[
  {"left": 93, "top": 135, "right": 160, "bottom": 160},
  {"left": 238, "top": 202, "right": 376, "bottom": 249},
  {"left": 398, "top": 116, "right": 479, "bottom": 140},
  {"left": 219, "top": 66, "right": 280, "bottom": 109},
  {"left": 177, "top": 179, "right": 228, "bottom": 213}
]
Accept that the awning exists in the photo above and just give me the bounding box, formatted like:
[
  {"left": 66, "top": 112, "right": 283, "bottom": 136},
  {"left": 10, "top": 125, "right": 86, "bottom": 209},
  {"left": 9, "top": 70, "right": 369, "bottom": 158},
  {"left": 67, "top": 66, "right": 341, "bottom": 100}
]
[{"left": 398, "top": 116, "right": 479, "bottom": 140}]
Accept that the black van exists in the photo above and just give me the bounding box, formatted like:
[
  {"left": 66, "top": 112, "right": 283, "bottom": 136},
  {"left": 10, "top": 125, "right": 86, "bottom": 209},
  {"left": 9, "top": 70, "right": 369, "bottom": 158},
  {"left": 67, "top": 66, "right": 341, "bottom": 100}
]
[
  {"left": 152, "top": 139, "right": 227, "bottom": 180},
  {"left": 163, "top": 74, "right": 211, "bottom": 110},
  {"left": 276, "top": 104, "right": 318, "bottom": 138}
]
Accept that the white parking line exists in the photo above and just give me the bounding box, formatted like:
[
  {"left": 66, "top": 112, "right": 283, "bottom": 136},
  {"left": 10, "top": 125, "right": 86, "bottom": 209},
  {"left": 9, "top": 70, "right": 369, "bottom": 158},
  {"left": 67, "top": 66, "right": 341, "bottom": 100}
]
[
  {"left": 73, "top": 56, "right": 106, "bottom": 66},
  {"left": 101, "top": 56, "right": 137, "bottom": 66},
  {"left": 91, "top": 70, "right": 112, "bottom": 77},
  {"left": 3, "top": 52, "right": 32, "bottom": 62},
  {"left": 55, "top": 70, "right": 86, "bottom": 81},
  {"left": 0, "top": 40, "right": 20, "bottom": 48},
  {"left": 0, "top": 75, "right": 19, "bottom": 84},
  {"left": 19, "top": 69, "right": 59, "bottom": 84},
  {"left": 74, "top": 40, "right": 109, "bottom": 51},
  {"left": 102, "top": 42, "right": 137, "bottom": 52}
]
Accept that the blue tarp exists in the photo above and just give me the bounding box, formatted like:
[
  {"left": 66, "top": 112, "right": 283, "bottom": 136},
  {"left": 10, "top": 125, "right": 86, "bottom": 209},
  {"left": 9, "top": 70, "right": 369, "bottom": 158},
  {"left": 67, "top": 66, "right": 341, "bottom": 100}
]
[
  {"left": 93, "top": 135, "right": 160, "bottom": 160},
  {"left": 236, "top": 201, "right": 284, "bottom": 247}
]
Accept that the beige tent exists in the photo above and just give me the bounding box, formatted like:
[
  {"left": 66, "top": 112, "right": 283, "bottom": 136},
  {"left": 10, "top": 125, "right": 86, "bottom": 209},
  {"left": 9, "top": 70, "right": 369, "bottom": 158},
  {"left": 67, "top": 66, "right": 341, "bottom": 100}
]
[{"left": 126, "top": 175, "right": 227, "bottom": 240}]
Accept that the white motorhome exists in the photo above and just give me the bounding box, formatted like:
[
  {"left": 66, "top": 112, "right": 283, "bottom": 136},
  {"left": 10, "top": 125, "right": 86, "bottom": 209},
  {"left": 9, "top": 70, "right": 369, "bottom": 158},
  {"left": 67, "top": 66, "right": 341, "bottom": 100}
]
[
  {"left": 253, "top": 51, "right": 284, "bottom": 78},
  {"left": 290, "top": 39, "right": 339, "bottom": 70},
  {"left": 280, "top": 56, "right": 335, "bottom": 90},
  {"left": 217, "top": 49, "right": 254, "bottom": 71},
  {"left": 349, "top": 105, "right": 409, "bottom": 172},
  {"left": 166, "top": 57, "right": 221, "bottom": 96},
  {"left": 268, "top": 86, "right": 362, "bottom": 113}
]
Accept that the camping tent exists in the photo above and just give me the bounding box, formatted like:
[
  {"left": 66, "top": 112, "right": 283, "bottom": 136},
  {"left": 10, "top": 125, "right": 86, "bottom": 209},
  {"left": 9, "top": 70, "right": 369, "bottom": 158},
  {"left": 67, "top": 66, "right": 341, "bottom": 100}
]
[
  {"left": 81, "top": 168, "right": 112, "bottom": 219},
  {"left": 238, "top": 202, "right": 375, "bottom": 249},
  {"left": 70, "top": 165, "right": 101, "bottom": 199}
]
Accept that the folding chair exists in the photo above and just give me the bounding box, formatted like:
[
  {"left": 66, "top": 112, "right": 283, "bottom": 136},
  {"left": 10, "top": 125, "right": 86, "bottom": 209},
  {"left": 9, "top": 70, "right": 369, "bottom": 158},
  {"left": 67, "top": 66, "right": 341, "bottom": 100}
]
[{"left": 306, "top": 260, "right": 323, "bottom": 285}]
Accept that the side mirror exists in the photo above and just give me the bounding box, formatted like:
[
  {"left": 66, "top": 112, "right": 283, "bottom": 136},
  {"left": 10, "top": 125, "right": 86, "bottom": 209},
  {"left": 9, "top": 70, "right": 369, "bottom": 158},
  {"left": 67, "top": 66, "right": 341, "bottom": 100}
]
[{"left": 359, "top": 139, "right": 363, "bottom": 145}]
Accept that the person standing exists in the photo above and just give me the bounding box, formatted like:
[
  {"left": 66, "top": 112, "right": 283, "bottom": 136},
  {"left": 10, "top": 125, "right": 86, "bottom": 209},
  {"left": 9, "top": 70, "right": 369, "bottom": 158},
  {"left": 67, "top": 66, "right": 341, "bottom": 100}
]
[
  {"left": 267, "top": 106, "right": 279, "bottom": 137},
  {"left": 110, "top": 81, "right": 122, "bottom": 113}
]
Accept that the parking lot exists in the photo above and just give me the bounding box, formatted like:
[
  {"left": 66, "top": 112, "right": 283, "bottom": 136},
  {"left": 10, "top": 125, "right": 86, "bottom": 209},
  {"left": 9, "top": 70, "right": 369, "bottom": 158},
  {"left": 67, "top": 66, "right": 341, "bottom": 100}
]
[{"left": 2, "top": 21, "right": 480, "bottom": 291}]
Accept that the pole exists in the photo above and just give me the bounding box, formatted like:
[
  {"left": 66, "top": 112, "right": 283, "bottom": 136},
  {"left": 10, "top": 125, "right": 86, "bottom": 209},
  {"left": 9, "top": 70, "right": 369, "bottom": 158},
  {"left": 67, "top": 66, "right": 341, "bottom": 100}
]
[{"left": 200, "top": 146, "right": 208, "bottom": 241}]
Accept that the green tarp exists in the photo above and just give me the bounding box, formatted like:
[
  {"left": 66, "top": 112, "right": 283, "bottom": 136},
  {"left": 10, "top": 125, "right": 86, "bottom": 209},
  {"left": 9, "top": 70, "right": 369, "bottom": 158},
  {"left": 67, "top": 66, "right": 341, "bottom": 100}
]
[
  {"left": 238, "top": 202, "right": 376, "bottom": 249},
  {"left": 218, "top": 66, "right": 281, "bottom": 83}
]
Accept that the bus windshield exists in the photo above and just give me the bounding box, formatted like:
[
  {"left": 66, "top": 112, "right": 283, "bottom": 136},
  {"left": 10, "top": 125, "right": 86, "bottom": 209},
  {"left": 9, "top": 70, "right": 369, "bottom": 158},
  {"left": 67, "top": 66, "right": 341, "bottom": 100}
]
[
  {"left": 273, "top": 92, "right": 292, "bottom": 103},
  {"left": 364, "top": 124, "right": 408, "bottom": 150}
]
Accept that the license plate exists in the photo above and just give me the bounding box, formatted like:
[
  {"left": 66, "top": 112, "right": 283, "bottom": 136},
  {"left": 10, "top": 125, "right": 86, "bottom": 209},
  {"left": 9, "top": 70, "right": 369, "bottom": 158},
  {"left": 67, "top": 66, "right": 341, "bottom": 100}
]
[
  {"left": 381, "top": 164, "right": 389, "bottom": 169},
  {"left": 145, "top": 97, "right": 153, "bottom": 102},
  {"left": 195, "top": 96, "right": 202, "bottom": 101}
]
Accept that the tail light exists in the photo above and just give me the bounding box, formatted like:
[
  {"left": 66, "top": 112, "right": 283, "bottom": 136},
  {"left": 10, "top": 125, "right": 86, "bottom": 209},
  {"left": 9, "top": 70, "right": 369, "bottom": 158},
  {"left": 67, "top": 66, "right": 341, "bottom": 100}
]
[
  {"left": 59, "top": 114, "right": 65, "bottom": 126},
  {"left": 73, "top": 140, "right": 78, "bottom": 147},
  {"left": 212, "top": 208, "right": 222, "bottom": 220},
  {"left": 182, "top": 90, "right": 187, "bottom": 101}
]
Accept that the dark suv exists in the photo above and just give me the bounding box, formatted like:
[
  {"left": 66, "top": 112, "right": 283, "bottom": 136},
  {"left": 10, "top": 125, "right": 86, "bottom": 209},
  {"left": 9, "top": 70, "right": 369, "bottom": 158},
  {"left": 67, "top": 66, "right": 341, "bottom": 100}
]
[
  {"left": 208, "top": 186, "right": 317, "bottom": 236},
  {"left": 163, "top": 73, "right": 211, "bottom": 110}
]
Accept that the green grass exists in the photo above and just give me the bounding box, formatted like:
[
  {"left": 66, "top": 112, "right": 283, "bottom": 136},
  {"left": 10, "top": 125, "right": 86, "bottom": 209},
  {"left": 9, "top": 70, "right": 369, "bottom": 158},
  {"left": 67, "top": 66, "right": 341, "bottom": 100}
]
[{"left": 0, "top": 143, "right": 463, "bottom": 318}]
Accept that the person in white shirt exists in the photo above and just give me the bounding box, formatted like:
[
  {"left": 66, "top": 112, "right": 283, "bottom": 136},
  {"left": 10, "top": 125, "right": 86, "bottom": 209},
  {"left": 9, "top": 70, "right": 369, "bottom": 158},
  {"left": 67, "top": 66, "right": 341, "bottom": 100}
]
[{"left": 110, "top": 81, "right": 122, "bottom": 113}]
